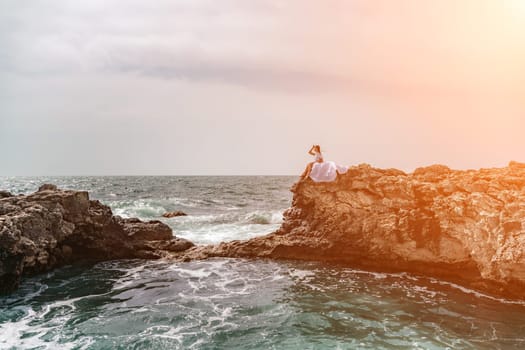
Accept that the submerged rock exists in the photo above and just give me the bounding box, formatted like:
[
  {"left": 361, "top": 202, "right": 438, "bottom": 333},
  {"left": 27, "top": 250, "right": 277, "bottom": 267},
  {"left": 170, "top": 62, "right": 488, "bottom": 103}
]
[
  {"left": 162, "top": 211, "right": 187, "bottom": 218},
  {"left": 0, "top": 186, "right": 193, "bottom": 294},
  {"left": 178, "top": 162, "right": 525, "bottom": 300}
]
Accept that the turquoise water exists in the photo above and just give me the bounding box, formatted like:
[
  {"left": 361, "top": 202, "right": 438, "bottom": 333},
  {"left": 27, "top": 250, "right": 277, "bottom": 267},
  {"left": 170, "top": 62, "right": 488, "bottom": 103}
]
[{"left": 1, "top": 177, "right": 525, "bottom": 349}]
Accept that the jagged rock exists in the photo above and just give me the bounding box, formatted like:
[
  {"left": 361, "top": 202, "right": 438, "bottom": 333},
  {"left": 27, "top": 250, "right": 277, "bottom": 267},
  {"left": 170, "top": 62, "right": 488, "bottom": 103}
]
[
  {"left": 509, "top": 160, "right": 525, "bottom": 169},
  {"left": 0, "top": 185, "right": 194, "bottom": 294},
  {"left": 162, "top": 211, "right": 187, "bottom": 218},
  {"left": 117, "top": 217, "right": 173, "bottom": 241},
  {"left": 38, "top": 184, "right": 58, "bottom": 192},
  {"left": 176, "top": 163, "right": 525, "bottom": 300},
  {"left": 0, "top": 191, "right": 12, "bottom": 199}
]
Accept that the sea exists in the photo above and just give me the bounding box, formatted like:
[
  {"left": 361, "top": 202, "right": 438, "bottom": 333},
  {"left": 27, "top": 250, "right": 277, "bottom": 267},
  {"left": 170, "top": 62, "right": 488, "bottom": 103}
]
[{"left": 1, "top": 176, "right": 525, "bottom": 350}]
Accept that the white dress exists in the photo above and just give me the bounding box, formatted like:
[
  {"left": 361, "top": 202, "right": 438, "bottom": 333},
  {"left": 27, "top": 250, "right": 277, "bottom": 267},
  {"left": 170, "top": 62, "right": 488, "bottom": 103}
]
[{"left": 309, "top": 152, "right": 348, "bottom": 182}]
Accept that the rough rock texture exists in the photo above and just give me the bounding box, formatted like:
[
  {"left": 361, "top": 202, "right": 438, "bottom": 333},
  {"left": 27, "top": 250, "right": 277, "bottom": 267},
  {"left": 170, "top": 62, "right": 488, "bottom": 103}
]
[
  {"left": 162, "top": 211, "right": 187, "bottom": 218},
  {"left": 0, "top": 185, "right": 193, "bottom": 293},
  {"left": 179, "top": 162, "right": 525, "bottom": 299},
  {"left": 0, "top": 191, "right": 13, "bottom": 199}
]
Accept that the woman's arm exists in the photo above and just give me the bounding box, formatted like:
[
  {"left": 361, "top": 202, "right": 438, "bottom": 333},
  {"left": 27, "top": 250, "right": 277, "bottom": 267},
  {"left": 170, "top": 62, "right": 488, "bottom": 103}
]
[{"left": 308, "top": 145, "right": 316, "bottom": 155}]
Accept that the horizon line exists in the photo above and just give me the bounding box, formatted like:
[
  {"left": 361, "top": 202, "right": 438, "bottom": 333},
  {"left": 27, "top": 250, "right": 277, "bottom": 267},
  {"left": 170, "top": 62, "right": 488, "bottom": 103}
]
[{"left": 0, "top": 174, "right": 300, "bottom": 177}]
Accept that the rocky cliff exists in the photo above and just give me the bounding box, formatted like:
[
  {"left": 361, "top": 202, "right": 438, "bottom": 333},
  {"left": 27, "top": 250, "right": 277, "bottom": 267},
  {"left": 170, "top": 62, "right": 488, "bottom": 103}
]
[
  {"left": 0, "top": 185, "right": 193, "bottom": 293},
  {"left": 180, "top": 162, "right": 525, "bottom": 300}
]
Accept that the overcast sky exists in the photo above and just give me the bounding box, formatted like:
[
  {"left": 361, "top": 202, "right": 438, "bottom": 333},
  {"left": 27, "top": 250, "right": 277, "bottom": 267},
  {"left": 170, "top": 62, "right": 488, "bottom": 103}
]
[{"left": 1, "top": 0, "right": 524, "bottom": 175}]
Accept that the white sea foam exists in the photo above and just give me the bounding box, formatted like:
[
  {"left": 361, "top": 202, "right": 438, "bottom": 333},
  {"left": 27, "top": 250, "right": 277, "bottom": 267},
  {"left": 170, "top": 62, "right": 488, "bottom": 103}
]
[
  {"left": 241, "top": 210, "right": 283, "bottom": 225},
  {"left": 429, "top": 278, "right": 525, "bottom": 305},
  {"left": 0, "top": 301, "right": 93, "bottom": 350},
  {"left": 167, "top": 210, "right": 284, "bottom": 245},
  {"left": 341, "top": 267, "right": 525, "bottom": 305},
  {"left": 111, "top": 199, "right": 166, "bottom": 218},
  {"left": 288, "top": 268, "right": 316, "bottom": 281}
]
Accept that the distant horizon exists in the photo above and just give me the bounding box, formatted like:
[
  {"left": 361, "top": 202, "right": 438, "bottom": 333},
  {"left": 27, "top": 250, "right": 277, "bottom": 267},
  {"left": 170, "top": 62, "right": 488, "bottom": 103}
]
[{"left": 1, "top": 159, "right": 522, "bottom": 178}]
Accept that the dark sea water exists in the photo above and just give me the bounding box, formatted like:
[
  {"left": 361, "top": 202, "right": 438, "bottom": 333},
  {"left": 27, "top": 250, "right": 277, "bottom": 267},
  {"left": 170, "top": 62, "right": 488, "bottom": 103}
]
[{"left": 1, "top": 176, "right": 525, "bottom": 349}]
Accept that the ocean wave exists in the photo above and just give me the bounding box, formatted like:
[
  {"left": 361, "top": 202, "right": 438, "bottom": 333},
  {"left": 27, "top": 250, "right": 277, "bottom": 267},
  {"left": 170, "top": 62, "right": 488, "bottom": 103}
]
[
  {"left": 165, "top": 210, "right": 285, "bottom": 245},
  {"left": 107, "top": 197, "right": 245, "bottom": 219},
  {"left": 0, "top": 300, "right": 94, "bottom": 350},
  {"left": 242, "top": 211, "right": 283, "bottom": 225},
  {"left": 167, "top": 210, "right": 284, "bottom": 226},
  {"left": 111, "top": 200, "right": 166, "bottom": 218}
]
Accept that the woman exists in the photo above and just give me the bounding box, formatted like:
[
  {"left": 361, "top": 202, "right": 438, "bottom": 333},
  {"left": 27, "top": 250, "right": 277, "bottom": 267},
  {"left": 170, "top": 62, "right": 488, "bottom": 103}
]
[
  {"left": 301, "top": 144, "right": 324, "bottom": 180},
  {"left": 309, "top": 144, "right": 324, "bottom": 163}
]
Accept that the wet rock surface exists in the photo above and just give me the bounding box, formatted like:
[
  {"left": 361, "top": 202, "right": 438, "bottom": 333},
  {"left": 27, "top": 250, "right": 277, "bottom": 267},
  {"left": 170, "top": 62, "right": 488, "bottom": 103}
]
[
  {"left": 0, "top": 185, "right": 193, "bottom": 293},
  {"left": 162, "top": 211, "right": 188, "bottom": 218},
  {"left": 178, "top": 162, "right": 525, "bottom": 300}
]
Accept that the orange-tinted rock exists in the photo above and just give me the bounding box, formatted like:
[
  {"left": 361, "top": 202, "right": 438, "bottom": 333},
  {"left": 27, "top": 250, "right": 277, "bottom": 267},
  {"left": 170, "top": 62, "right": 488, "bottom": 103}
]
[{"left": 177, "top": 162, "right": 525, "bottom": 300}]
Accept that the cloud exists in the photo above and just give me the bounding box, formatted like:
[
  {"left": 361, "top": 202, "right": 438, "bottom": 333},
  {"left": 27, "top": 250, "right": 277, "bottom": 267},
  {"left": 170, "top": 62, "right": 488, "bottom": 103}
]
[
  {"left": 0, "top": 1, "right": 352, "bottom": 93},
  {"left": 2, "top": 0, "right": 524, "bottom": 97}
]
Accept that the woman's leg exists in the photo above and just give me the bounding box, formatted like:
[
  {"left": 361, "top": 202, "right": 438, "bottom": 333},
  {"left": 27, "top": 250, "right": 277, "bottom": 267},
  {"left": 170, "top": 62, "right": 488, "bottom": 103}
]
[{"left": 301, "top": 162, "right": 314, "bottom": 180}]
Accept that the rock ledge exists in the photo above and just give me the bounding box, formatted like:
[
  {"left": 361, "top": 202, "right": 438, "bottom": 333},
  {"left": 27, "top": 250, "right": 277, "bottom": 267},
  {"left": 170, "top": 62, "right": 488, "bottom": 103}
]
[
  {"left": 0, "top": 185, "right": 193, "bottom": 293},
  {"left": 176, "top": 162, "right": 525, "bottom": 300}
]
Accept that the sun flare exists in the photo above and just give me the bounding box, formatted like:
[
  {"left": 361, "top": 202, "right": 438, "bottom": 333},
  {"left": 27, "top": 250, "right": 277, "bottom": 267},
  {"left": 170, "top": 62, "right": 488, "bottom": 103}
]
[{"left": 508, "top": 0, "right": 525, "bottom": 14}]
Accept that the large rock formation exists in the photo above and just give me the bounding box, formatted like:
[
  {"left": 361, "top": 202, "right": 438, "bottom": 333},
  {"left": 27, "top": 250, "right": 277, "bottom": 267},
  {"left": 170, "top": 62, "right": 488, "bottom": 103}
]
[
  {"left": 180, "top": 162, "right": 525, "bottom": 300},
  {"left": 0, "top": 185, "right": 193, "bottom": 293}
]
